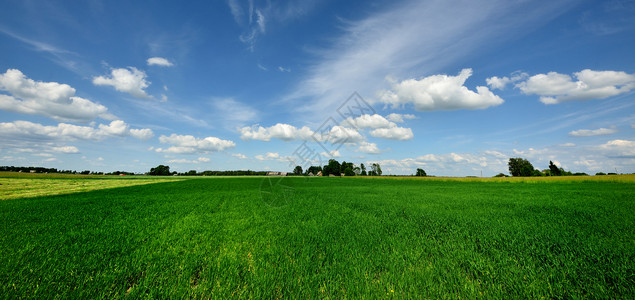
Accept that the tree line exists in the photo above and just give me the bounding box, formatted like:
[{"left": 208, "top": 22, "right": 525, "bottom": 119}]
[
  {"left": 293, "top": 159, "right": 388, "bottom": 176},
  {"left": 504, "top": 158, "right": 613, "bottom": 177}
]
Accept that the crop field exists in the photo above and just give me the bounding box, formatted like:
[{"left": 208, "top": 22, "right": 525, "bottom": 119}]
[{"left": 0, "top": 174, "right": 634, "bottom": 298}]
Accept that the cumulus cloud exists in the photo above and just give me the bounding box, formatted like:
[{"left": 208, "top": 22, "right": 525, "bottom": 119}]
[
  {"left": 255, "top": 152, "right": 280, "bottom": 161},
  {"left": 93, "top": 67, "right": 151, "bottom": 99},
  {"left": 155, "top": 133, "right": 235, "bottom": 154},
  {"left": 0, "top": 69, "right": 114, "bottom": 122},
  {"left": 51, "top": 146, "right": 80, "bottom": 154},
  {"left": 147, "top": 57, "right": 174, "bottom": 67},
  {"left": 343, "top": 114, "right": 414, "bottom": 140},
  {"left": 320, "top": 150, "right": 341, "bottom": 158},
  {"left": 369, "top": 152, "right": 493, "bottom": 175},
  {"left": 379, "top": 69, "right": 504, "bottom": 111},
  {"left": 483, "top": 150, "right": 507, "bottom": 158},
  {"left": 167, "top": 157, "right": 210, "bottom": 164},
  {"left": 599, "top": 139, "right": 635, "bottom": 158},
  {"left": 240, "top": 123, "right": 314, "bottom": 141},
  {"left": 385, "top": 113, "right": 416, "bottom": 123},
  {"left": 0, "top": 120, "right": 153, "bottom": 141},
  {"left": 485, "top": 76, "right": 511, "bottom": 90},
  {"left": 486, "top": 71, "right": 528, "bottom": 90},
  {"left": 357, "top": 142, "right": 382, "bottom": 154},
  {"left": 344, "top": 114, "right": 394, "bottom": 129},
  {"left": 232, "top": 153, "right": 248, "bottom": 159},
  {"left": 515, "top": 69, "right": 635, "bottom": 104},
  {"left": 369, "top": 127, "right": 413, "bottom": 141},
  {"left": 569, "top": 127, "right": 618, "bottom": 137}
]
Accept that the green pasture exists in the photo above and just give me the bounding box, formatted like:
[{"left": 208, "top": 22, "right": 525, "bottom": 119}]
[{"left": 0, "top": 175, "right": 633, "bottom": 298}]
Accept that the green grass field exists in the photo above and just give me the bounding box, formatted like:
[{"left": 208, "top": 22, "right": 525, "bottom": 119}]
[{"left": 0, "top": 175, "right": 633, "bottom": 298}]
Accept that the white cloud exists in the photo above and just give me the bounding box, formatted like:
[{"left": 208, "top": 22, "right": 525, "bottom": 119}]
[
  {"left": 483, "top": 150, "right": 507, "bottom": 158},
  {"left": 321, "top": 126, "right": 365, "bottom": 144},
  {"left": 147, "top": 57, "right": 174, "bottom": 67},
  {"left": 486, "top": 71, "right": 529, "bottom": 90},
  {"left": 486, "top": 76, "right": 511, "bottom": 90},
  {"left": 512, "top": 147, "right": 549, "bottom": 158},
  {"left": 228, "top": 0, "right": 243, "bottom": 23},
  {"left": 379, "top": 69, "right": 504, "bottom": 111},
  {"left": 369, "top": 127, "right": 413, "bottom": 140},
  {"left": 155, "top": 133, "right": 235, "bottom": 154},
  {"left": 344, "top": 114, "right": 393, "bottom": 129},
  {"left": 357, "top": 142, "right": 382, "bottom": 154},
  {"left": 255, "top": 152, "right": 280, "bottom": 161},
  {"left": 599, "top": 139, "right": 635, "bottom": 158},
  {"left": 240, "top": 123, "right": 314, "bottom": 142},
  {"left": 129, "top": 128, "right": 154, "bottom": 141},
  {"left": 343, "top": 114, "right": 414, "bottom": 140},
  {"left": 385, "top": 113, "right": 416, "bottom": 123},
  {"left": 256, "top": 9, "right": 266, "bottom": 33},
  {"left": 559, "top": 143, "right": 576, "bottom": 147},
  {"left": 569, "top": 127, "right": 618, "bottom": 137},
  {"left": 0, "top": 120, "right": 153, "bottom": 141},
  {"left": 51, "top": 146, "right": 79, "bottom": 154},
  {"left": 0, "top": 69, "right": 114, "bottom": 122},
  {"left": 167, "top": 157, "right": 210, "bottom": 164},
  {"left": 232, "top": 153, "right": 248, "bottom": 159},
  {"left": 516, "top": 69, "right": 635, "bottom": 104},
  {"left": 284, "top": 1, "right": 568, "bottom": 119},
  {"left": 93, "top": 67, "right": 151, "bottom": 99},
  {"left": 320, "top": 150, "right": 341, "bottom": 158},
  {"left": 278, "top": 66, "right": 291, "bottom": 72}
]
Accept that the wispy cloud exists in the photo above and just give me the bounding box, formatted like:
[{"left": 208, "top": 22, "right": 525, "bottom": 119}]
[
  {"left": 284, "top": 0, "right": 575, "bottom": 119},
  {"left": 0, "top": 28, "right": 93, "bottom": 75}
]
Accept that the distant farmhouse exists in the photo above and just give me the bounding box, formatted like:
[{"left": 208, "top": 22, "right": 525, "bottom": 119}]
[{"left": 267, "top": 172, "right": 288, "bottom": 176}]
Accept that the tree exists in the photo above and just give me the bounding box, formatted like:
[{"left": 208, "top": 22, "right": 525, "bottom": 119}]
[
  {"left": 293, "top": 165, "right": 303, "bottom": 175},
  {"left": 305, "top": 166, "right": 322, "bottom": 175},
  {"left": 369, "top": 163, "right": 382, "bottom": 176},
  {"left": 323, "top": 159, "right": 341, "bottom": 176},
  {"left": 360, "top": 163, "right": 367, "bottom": 176},
  {"left": 344, "top": 166, "right": 355, "bottom": 176},
  {"left": 415, "top": 168, "right": 427, "bottom": 177},
  {"left": 508, "top": 158, "right": 534, "bottom": 177},
  {"left": 149, "top": 165, "right": 171, "bottom": 176},
  {"left": 548, "top": 161, "right": 562, "bottom": 176}
]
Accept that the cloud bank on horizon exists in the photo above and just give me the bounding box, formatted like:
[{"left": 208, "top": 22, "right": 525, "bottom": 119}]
[{"left": 0, "top": 0, "right": 634, "bottom": 175}]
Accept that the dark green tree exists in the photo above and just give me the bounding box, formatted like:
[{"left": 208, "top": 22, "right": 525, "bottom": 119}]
[
  {"left": 360, "top": 163, "right": 367, "bottom": 176},
  {"left": 149, "top": 165, "right": 171, "bottom": 176},
  {"left": 305, "top": 166, "right": 322, "bottom": 175},
  {"left": 293, "top": 165, "right": 303, "bottom": 175},
  {"left": 368, "top": 163, "right": 382, "bottom": 176},
  {"left": 508, "top": 158, "right": 534, "bottom": 177},
  {"left": 548, "top": 161, "right": 562, "bottom": 176},
  {"left": 344, "top": 166, "right": 355, "bottom": 176},
  {"left": 415, "top": 168, "right": 427, "bottom": 177},
  {"left": 323, "top": 159, "right": 341, "bottom": 176}
]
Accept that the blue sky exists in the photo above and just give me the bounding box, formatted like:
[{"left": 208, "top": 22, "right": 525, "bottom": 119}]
[{"left": 1, "top": 0, "right": 634, "bottom": 176}]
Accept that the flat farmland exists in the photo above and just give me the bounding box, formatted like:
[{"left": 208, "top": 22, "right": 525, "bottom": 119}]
[{"left": 0, "top": 175, "right": 633, "bottom": 298}]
